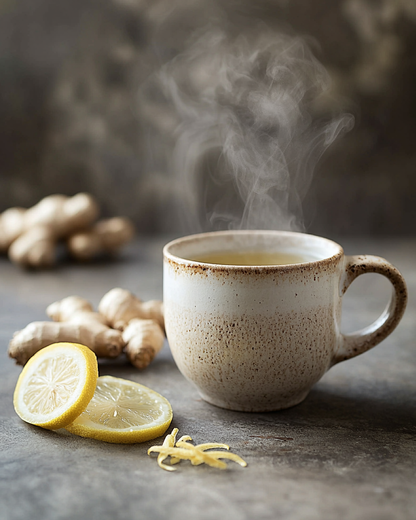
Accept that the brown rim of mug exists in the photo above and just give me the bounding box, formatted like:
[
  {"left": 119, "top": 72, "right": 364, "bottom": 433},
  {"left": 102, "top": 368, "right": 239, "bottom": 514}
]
[{"left": 163, "top": 230, "right": 344, "bottom": 274}]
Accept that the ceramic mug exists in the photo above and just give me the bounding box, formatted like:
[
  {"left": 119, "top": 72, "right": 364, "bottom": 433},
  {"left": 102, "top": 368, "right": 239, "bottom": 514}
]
[{"left": 163, "top": 230, "right": 407, "bottom": 412}]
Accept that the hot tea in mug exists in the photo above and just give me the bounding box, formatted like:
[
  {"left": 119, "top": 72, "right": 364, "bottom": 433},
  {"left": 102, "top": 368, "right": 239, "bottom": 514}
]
[{"left": 163, "top": 230, "right": 407, "bottom": 412}]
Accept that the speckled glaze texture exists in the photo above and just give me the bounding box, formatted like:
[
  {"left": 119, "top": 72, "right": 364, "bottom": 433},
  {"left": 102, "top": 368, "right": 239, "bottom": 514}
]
[{"left": 163, "top": 231, "right": 408, "bottom": 412}]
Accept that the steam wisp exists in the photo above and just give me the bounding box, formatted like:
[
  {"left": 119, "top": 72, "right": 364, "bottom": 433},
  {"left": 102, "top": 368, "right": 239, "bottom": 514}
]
[{"left": 145, "top": 26, "right": 354, "bottom": 232}]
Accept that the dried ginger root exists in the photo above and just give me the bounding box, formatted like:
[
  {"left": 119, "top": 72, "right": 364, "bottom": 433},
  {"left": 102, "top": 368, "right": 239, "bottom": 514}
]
[
  {"left": 148, "top": 429, "right": 248, "bottom": 471},
  {"left": 0, "top": 193, "right": 135, "bottom": 268},
  {"left": 99, "top": 288, "right": 164, "bottom": 330},
  {"left": 8, "top": 290, "right": 164, "bottom": 369},
  {"left": 1, "top": 193, "right": 99, "bottom": 268},
  {"left": 8, "top": 296, "right": 124, "bottom": 365},
  {"left": 0, "top": 207, "right": 26, "bottom": 252},
  {"left": 67, "top": 217, "right": 135, "bottom": 261},
  {"left": 46, "top": 296, "right": 124, "bottom": 357},
  {"left": 98, "top": 288, "right": 165, "bottom": 369},
  {"left": 23, "top": 193, "right": 99, "bottom": 237},
  {"left": 98, "top": 289, "right": 166, "bottom": 369},
  {"left": 122, "top": 319, "right": 164, "bottom": 369},
  {"left": 8, "top": 226, "right": 56, "bottom": 268}
]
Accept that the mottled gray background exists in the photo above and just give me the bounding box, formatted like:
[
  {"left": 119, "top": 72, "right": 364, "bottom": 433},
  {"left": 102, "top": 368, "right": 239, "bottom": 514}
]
[{"left": 1, "top": 0, "right": 415, "bottom": 236}]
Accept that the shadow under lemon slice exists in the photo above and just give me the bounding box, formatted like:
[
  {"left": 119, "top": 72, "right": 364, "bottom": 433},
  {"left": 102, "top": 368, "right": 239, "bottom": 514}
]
[
  {"left": 65, "top": 375, "right": 173, "bottom": 444},
  {"left": 13, "top": 342, "right": 98, "bottom": 430}
]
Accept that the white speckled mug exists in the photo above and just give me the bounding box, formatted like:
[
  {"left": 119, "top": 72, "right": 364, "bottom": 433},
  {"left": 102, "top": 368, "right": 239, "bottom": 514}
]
[{"left": 163, "top": 231, "right": 407, "bottom": 412}]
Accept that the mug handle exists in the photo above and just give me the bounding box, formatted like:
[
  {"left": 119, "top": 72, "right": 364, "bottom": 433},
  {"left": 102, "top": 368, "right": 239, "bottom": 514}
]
[{"left": 333, "top": 255, "right": 408, "bottom": 365}]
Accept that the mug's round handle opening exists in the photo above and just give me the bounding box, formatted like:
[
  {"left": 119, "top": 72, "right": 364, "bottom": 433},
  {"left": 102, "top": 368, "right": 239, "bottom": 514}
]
[{"left": 333, "top": 255, "right": 408, "bottom": 365}]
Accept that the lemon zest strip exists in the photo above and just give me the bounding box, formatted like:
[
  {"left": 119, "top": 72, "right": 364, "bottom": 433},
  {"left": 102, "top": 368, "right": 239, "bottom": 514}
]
[
  {"left": 170, "top": 435, "right": 192, "bottom": 464},
  {"left": 156, "top": 427, "right": 178, "bottom": 472},
  {"left": 148, "top": 429, "right": 247, "bottom": 471}
]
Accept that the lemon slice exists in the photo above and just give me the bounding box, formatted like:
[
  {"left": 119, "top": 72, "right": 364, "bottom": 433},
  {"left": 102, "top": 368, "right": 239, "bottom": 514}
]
[
  {"left": 13, "top": 342, "right": 98, "bottom": 430},
  {"left": 65, "top": 376, "right": 173, "bottom": 444}
]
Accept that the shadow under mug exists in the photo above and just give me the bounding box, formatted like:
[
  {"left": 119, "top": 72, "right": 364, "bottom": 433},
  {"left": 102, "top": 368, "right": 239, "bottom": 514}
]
[{"left": 163, "top": 230, "right": 408, "bottom": 412}]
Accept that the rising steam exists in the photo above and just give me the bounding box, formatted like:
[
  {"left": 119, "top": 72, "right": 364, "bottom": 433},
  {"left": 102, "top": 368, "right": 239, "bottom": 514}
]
[{"left": 143, "top": 26, "right": 354, "bottom": 232}]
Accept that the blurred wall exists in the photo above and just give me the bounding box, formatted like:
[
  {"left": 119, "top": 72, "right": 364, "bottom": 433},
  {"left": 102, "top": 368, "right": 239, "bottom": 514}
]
[{"left": 0, "top": 0, "right": 415, "bottom": 236}]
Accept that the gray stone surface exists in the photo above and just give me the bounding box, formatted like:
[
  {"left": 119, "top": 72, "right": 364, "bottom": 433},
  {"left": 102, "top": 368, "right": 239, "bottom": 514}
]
[{"left": 0, "top": 236, "right": 415, "bottom": 520}]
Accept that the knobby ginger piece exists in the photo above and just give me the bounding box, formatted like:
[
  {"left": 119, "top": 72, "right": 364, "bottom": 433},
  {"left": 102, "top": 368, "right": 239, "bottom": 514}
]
[
  {"left": 8, "top": 321, "right": 124, "bottom": 366},
  {"left": 8, "top": 295, "right": 125, "bottom": 365},
  {"left": 67, "top": 217, "right": 135, "bottom": 261},
  {"left": 122, "top": 318, "right": 164, "bottom": 369},
  {"left": 0, "top": 207, "right": 26, "bottom": 252},
  {"left": 8, "top": 291, "right": 165, "bottom": 368},
  {"left": 99, "top": 288, "right": 165, "bottom": 369},
  {"left": 148, "top": 429, "right": 247, "bottom": 471},
  {"left": 8, "top": 226, "right": 56, "bottom": 268},
  {"left": 23, "top": 193, "right": 99, "bottom": 238},
  {"left": 46, "top": 295, "right": 98, "bottom": 322},
  {"left": 1, "top": 193, "right": 99, "bottom": 268},
  {"left": 98, "top": 288, "right": 164, "bottom": 331},
  {"left": 1, "top": 193, "right": 134, "bottom": 269},
  {"left": 46, "top": 295, "right": 124, "bottom": 358}
]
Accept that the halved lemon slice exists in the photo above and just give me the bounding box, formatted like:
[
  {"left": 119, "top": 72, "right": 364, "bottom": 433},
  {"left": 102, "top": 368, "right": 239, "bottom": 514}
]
[
  {"left": 13, "top": 342, "right": 98, "bottom": 430},
  {"left": 64, "top": 376, "right": 173, "bottom": 444}
]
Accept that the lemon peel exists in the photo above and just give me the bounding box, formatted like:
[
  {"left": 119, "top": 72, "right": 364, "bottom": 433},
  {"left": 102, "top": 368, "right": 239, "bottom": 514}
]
[
  {"left": 148, "top": 429, "right": 247, "bottom": 471},
  {"left": 64, "top": 375, "right": 172, "bottom": 443},
  {"left": 13, "top": 342, "right": 98, "bottom": 430}
]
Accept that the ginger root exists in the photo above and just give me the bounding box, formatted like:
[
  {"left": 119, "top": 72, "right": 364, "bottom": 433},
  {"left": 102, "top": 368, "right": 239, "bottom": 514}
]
[
  {"left": 122, "top": 319, "right": 165, "bottom": 369},
  {"left": 23, "top": 193, "right": 99, "bottom": 238},
  {"left": 8, "top": 226, "right": 56, "bottom": 268},
  {"left": 8, "top": 290, "right": 165, "bottom": 369},
  {"left": 67, "top": 217, "right": 135, "bottom": 261},
  {"left": 9, "top": 296, "right": 124, "bottom": 365},
  {"left": 98, "top": 288, "right": 164, "bottom": 331},
  {"left": 0, "top": 193, "right": 134, "bottom": 268},
  {"left": 0, "top": 207, "right": 26, "bottom": 252},
  {"left": 1, "top": 193, "right": 98, "bottom": 268},
  {"left": 46, "top": 295, "right": 125, "bottom": 358},
  {"left": 99, "top": 288, "right": 165, "bottom": 369},
  {"left": 8, "top": 321, "right": 122, "bottom": 366}
]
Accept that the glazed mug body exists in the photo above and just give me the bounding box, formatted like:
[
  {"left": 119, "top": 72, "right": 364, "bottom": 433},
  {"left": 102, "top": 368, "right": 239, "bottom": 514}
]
[{"left": 163, "top": 231, "right": 407, "bottom": 412}]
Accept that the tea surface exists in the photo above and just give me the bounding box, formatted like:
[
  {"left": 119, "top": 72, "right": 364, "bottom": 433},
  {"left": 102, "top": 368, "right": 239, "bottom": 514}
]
[{"left": 192, "top": 250, "right": 307, "bottom": 266}]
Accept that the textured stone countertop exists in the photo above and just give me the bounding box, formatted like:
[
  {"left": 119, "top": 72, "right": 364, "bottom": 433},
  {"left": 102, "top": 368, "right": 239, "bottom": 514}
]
[{"left": 1, "top": 236, "right": 415, "bottom": 520}]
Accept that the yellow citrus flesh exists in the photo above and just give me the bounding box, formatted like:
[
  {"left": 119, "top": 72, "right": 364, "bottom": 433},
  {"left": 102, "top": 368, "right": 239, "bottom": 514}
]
[
  {"left": 65, "top": 376, "right": 173, "bottom": 444},
  {"left": 13, "top": 343, "right": 98, "bottom": 430}
]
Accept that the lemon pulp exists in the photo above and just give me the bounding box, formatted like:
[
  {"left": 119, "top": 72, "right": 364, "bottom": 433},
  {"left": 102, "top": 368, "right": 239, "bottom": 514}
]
[
  {"left": 65, "top": 376, "right": 173, "bottom": 443},
  {"left": 13, "top": 342, "right": 98, "bottom": 430}
]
